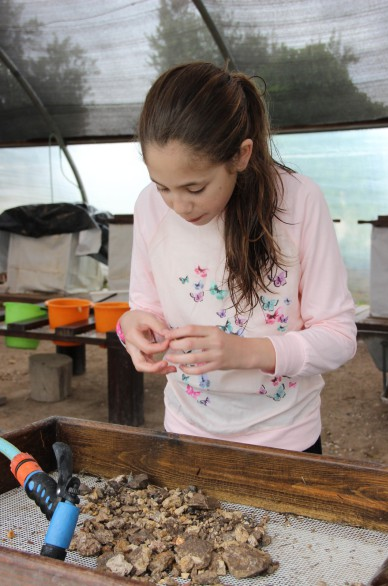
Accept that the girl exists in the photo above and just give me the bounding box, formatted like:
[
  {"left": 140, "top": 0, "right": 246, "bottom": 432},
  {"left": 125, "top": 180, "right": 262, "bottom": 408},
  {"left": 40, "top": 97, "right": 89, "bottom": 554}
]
[{"left": 118, "top": 61, "right": 357, "bottom": 454}]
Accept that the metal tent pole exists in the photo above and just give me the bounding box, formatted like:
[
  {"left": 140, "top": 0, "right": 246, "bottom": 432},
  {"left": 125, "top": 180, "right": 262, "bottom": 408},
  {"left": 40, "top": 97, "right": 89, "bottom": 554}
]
[{"left": 191, "top": 0, "right": 237, "bottom": 70}]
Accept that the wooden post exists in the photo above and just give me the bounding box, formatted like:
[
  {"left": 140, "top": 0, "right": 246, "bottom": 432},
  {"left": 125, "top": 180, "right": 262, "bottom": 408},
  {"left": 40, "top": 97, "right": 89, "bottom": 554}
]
[
  {"left": 56, "top": 344, "right": 86, "bottom": 375},
  {"left": 106, "top": 331, "right": 144, "bottom": 426}
]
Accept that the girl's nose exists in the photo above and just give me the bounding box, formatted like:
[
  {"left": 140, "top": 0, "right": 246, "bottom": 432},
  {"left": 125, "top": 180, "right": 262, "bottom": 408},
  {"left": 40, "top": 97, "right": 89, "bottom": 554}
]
[{"left": 171, "top": 196, "right": 193, "bottom": 216}]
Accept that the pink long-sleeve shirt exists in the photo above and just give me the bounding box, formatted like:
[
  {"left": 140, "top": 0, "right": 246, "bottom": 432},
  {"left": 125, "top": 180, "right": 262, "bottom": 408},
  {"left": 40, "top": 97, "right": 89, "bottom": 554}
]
[{"left": 129, "top": 170, "right": 357, "bottom": 450}]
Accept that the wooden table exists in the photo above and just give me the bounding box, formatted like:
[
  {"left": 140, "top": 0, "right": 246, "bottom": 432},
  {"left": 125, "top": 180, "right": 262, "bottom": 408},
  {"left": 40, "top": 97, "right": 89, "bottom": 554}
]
[
  {"left": 0, "top": 312, "right": 144, "bottom": 426},
  {"left": 356, "top": 305, "right": 388, "bottom": 398}
]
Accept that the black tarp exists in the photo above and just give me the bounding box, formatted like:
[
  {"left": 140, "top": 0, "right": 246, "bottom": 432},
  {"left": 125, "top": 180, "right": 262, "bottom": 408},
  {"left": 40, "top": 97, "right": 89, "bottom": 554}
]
[{"left": 0, "top": 203, "right": 113, "bottom": 263}]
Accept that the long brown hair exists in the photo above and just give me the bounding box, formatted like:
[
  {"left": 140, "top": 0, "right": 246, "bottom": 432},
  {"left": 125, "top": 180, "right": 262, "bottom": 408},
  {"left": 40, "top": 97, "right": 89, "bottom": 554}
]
[{"left": 138, "top": 61, "right": 288, "bottom": 314}]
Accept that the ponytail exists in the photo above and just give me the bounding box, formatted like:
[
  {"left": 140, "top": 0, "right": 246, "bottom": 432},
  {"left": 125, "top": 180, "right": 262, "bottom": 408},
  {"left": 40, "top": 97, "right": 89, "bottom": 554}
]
[{"left": 224, "top": 72, "right": 287, "bottom": 313}]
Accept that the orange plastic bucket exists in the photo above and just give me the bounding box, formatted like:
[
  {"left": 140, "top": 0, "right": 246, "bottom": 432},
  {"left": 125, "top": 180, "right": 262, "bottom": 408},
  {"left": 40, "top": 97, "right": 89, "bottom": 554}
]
[
  {"left": 93, "top": 301, "right": 129, "bottom": 333},
  {"left": 45, "top": 298, "right": 92, "bottom": 346}
]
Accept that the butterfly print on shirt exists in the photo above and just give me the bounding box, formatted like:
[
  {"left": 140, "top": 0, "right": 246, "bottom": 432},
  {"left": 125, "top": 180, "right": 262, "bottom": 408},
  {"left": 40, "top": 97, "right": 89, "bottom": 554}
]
[
  {"left": 209, "top": 282, "right": 228, "bottom": 300},
  {"left": 190, "top": 291, "right": 204, "bottom": 302},
  {"left": 270, "top": 270, "right": 288, "bottom": 287},
  {"left": 185, "top": 384, "right": 201, "bottom": 399},
  {"left": 260, "top": 296, "right": 279, "bottom": 312},
  {"left": 199, "top": 374, "right": 210, "bottom": 389},
  {"left": 194, "top": 266, "right": 208, "bottom": 278}
]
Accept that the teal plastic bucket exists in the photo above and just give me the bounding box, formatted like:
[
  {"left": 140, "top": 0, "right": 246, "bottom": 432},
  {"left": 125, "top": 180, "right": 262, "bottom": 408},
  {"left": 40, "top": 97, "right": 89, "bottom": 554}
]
[{"left": 4, "top": 302, "right": 47, "bottom": 349}]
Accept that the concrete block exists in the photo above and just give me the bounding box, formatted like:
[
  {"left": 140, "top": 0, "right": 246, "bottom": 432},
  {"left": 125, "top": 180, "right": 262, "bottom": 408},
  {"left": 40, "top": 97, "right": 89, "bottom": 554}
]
[{"left": 29, "top": 354, "right": 72, "bottom": 402}]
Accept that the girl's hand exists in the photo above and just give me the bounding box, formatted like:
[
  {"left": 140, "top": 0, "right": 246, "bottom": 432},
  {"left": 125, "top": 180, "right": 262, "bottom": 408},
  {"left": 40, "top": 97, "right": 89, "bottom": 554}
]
[
  {"left": 119, "top": 310, "right": 177, "bottom": 375},
  {"left": 163, "top": 325, "right": 275, "bottom": 374}
]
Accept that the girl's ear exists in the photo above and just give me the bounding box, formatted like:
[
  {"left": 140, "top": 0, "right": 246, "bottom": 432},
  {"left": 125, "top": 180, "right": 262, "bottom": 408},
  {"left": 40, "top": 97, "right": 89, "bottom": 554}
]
[{"left": 235, "top": 139, "right": 253, "bottom": 172}]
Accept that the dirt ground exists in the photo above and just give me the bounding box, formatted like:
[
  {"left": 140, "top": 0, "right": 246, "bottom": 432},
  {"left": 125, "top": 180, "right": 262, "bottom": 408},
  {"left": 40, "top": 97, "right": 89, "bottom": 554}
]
[{"left": 1, "top": 338, "right": 388, "bottom": 465}]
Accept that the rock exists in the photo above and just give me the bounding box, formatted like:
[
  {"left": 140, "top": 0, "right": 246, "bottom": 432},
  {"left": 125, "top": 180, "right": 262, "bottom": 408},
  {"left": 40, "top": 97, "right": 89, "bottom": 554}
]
[
  {"left": 72, "top": 476, "right": 278, "bottom": 583},
  {"left": 106, "top": 516, "right": 127, "bottom": 530},
  {"left": 128, "top": 473, "right": 150, "bottom": 489},
  {"left": 178, "top": 554, "right": 195, "bottom": 573},
  {"left": 148, "top": 550, "right": 175, "bottom": 574},
  {"left": 128, "top": 544, "right": 152, "bottom": 575},
  {"left": 208, "top": 553, "right": 227, "bottom": 576},
  {"left": 96, "top": 550, "right": 117, "bottom": 571},
  {"left": 187, "top": 493, "right": 220, "bottom": 510},
  {"left": 175, "top": 537, "right": 213, "bottom": 571},
  {"left": 162, "top": 493, "right": 183, "bottom": 510},
  {"left": 106, "top": 553, "right": 133, "bottom": 576},
  {"left": 191, "top": 567, "right": 221, "bottom": 585},
  {"left": 93, "top": 528, "right": 114, "bottom": 545},
  {"left": 72, "top": 531, "right": 102, "bottom": 556},
  {"left": 222, "top": 543, "right": 272, "bottom": 578},
  {"left": 234, "top": 524, "right": 250, "bottom": 543},
  {"left": 94, "top": 509, "right": 111, "bottom": 523},
  {"left": 114, "top": 538, "right": 132, "bottom": 553}
]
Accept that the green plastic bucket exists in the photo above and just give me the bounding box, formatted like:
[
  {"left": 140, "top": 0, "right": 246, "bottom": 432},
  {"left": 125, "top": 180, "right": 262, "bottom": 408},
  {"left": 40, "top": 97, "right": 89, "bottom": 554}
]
[{"left": 4, "top": 302, "right": 47, "bottom": 349}]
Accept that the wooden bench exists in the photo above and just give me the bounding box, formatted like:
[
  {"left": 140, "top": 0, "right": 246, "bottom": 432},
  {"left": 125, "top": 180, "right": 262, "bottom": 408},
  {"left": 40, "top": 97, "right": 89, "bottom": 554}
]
[
  {"left": 0, "top": 214, "right": 140, "bottom": 423},
  {"left": 0, "top": 310, "right": 144, "bottom": 426}
]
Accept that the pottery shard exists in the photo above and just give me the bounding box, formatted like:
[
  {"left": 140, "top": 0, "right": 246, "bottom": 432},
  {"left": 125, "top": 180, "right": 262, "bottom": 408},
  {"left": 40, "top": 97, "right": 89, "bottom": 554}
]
[
  {"left": 222, "top": 543, "right": 272, "bottom": 578},
  {"left": 176, "top": 537, "right": 213, "bottom": 570}
]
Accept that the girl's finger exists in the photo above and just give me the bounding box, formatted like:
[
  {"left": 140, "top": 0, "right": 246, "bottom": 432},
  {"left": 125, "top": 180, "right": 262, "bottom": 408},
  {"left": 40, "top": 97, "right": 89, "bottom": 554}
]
[
  {"left": 162, "top": 325, "right": 209, "bottom": 340},
  {"left": 136, "top": 355, "right": 177, "bottom": 374},
  {"left": 179, "top": 362, "right": 216, "bottom": 375},
  {"left": 164, "top": 349, "right": 210, "bottom": 366},
  {"left": 132, "top": 335, "right": 170, "bottom": 354}
]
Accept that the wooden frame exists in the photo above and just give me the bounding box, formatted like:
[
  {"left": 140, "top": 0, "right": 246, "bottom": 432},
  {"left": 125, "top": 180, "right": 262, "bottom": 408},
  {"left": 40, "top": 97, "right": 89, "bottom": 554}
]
[{"left": 1, "top": 416, "right": 388, "bottom": 584}]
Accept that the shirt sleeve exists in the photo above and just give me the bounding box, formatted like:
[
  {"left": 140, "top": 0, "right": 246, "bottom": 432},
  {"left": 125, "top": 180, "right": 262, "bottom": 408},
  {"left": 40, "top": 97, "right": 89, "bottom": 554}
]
[
  {"left": 128, "top": 185, "right": 166, "bottom": 321},
  {"left": 268, "top": 175, "right": 357, "bottom": 377}
]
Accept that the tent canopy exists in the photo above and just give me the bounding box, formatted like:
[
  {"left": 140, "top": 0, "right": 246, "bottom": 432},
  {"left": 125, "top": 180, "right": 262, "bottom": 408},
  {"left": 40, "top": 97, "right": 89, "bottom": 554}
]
[{"left": 1, "top": 0, "right": 388, "bottom": 145}]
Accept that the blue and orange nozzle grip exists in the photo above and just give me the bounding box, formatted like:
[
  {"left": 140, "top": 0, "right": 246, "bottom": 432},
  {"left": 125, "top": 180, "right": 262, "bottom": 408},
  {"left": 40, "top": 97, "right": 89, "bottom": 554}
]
[
  {"left": 10, "top": 452, "right": 43, "bottom": 486},
  {"left": 10, "top": 451, "right": 58, "bottom": 520}
]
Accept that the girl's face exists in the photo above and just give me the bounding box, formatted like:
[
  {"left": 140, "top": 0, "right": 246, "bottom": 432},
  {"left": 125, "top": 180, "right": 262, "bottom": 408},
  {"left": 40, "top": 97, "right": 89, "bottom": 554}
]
[{"left": 145, "top": 140, "right": 252, "bottom": 226}]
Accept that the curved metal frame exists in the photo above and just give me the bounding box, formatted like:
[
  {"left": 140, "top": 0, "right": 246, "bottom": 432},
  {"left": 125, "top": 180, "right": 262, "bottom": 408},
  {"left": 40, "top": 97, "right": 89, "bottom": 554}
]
[{"left": 191, "top": 0, "right": 237, "bottom": 70}]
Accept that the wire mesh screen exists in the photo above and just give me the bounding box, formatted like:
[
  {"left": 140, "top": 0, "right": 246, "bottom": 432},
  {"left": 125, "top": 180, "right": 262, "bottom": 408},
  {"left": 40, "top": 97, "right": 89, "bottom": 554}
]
[
  {"left": 1, "top": 473, "right": 388, "bottom": 585},
  {"left": 0, "top": 0, "right": 388, "bottom": 143}
]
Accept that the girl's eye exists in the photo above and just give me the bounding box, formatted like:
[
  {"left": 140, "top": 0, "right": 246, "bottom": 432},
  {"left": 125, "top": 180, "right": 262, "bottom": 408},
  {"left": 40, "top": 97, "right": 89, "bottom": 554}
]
[
  {"left": 188, "top": 187, "right": 205, "bottom": 194},
  {"left": 156, "top": 186, "right": 168, "bottom": 193}
]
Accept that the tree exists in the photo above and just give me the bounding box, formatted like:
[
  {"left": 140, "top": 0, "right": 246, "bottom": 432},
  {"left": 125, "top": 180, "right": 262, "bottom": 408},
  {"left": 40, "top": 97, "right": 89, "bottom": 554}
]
[
  {"left": 264, "top": 39, "right": 388, "bottom": 127},
  {"left": 148, "top": 0, "right": 224, "bottom": 72},
  {"left": 0, "top": 0, "right": 96, "bottom": 137},
  {"left": 148, "top": 0, "right": 388, "bottom": 128}
]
